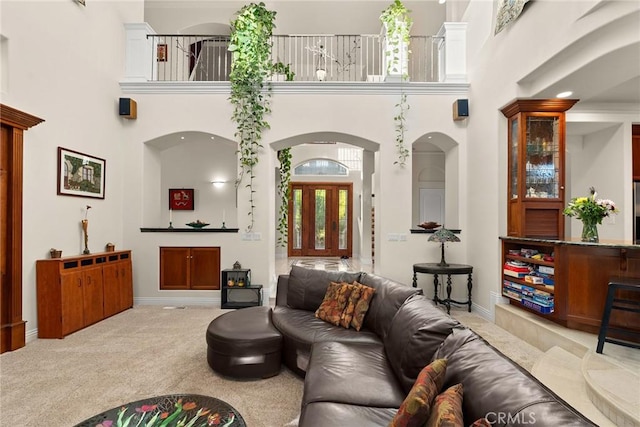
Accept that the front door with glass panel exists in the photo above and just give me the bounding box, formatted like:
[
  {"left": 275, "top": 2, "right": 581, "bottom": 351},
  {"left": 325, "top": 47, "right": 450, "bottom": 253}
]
[{"left": 289, "top": 183, "right": 352, "bottom": 257}]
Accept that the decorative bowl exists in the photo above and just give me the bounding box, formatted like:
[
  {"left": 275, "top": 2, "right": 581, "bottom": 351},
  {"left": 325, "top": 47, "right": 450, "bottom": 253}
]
[
  {"left": 417, "top": 221, "right": 441, "bottom": 230},
  {"left": 186, "top": 222, "right": 210, "bottom": 229}
]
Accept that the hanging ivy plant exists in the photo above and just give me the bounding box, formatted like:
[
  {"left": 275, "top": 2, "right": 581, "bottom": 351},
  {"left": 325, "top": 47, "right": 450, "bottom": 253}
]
[
  {"left": 276, "top": 148, "right": 292, "bottom": 247},
  {"left": 380, "top": 0, "right": 413, "bottom": 166},
  {"left": 229, "top": 2, "right": 277, "bottom": 230}
]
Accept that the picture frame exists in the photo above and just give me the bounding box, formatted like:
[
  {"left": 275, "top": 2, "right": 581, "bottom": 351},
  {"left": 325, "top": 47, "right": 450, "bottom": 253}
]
[
  {"left": 169, "top": 188, "right": 194, "bottom": 210},
  {"left": 57, "top": 147, "right": 106, "bottom": 199},
  {"left": 157, "top": 43, "right": 168, "bottom": 62}
]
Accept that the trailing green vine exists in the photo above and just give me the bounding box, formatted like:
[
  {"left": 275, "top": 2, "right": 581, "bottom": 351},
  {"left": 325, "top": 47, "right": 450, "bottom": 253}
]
[
  {"left": 229, "top": 2, "right": 277, "bottom": 230},
  {"left": 380, "top": 0, "right": 412, "bottom": 166},
  {"left": 277, "top": 148, "right": 292, "bottom": 247}
]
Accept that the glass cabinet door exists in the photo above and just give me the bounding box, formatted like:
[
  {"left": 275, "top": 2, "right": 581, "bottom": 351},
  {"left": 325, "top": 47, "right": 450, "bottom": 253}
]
[
  {"left": 510, "top": 118, "right": 519, "bottom": 200},
  {"left": 525, "top": 115, "right": 560, "bottom": 199}
]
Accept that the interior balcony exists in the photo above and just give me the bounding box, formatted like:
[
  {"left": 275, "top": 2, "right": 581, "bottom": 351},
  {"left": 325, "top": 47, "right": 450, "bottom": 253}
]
[{"left": 120, "top": 22, "right": 468, "bottom": 93}]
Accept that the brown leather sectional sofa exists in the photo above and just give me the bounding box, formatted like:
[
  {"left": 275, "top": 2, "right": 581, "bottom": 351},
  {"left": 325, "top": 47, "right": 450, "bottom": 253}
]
[{"left": 272, "top": 265, "right": 597, "bottom": 426}]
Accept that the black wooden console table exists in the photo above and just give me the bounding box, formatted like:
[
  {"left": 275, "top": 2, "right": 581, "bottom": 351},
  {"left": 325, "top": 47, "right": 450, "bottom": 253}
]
[{"left": 412, "top": 263, "right": 473, "bottom": 314}]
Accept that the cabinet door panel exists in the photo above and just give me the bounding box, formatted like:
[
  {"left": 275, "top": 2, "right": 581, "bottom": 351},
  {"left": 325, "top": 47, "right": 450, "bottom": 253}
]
[
  {"left": 191, "top": 248, "right": 220, "bottom": 290},
  {"left": 160, "top": 248, "right": 190, "bottom": 290},
  {"left": 61, "top": 272, "right": 84, "bottom": 335},
  {"left": 83, "top": 266, "right": 104, "bottom": 326},
  {"left": 120, "top": 260, "right": 133, "bottom": 311},
  {"left": 103, "top": 263, "right": 120, "bottom": 317}
]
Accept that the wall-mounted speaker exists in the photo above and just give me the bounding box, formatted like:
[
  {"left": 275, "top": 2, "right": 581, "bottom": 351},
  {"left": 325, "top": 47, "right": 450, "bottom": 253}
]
[
  {"left": 119, "top": 98, "right": 137, "bottom": 119},
  {"left": 453, "top": 99, "right": 469, "bottom": 121}
]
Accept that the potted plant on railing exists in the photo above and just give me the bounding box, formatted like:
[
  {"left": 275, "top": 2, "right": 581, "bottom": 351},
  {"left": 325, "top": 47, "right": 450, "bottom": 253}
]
[{"left": 271, "top": 61, "right": 295, "bottom": 81}]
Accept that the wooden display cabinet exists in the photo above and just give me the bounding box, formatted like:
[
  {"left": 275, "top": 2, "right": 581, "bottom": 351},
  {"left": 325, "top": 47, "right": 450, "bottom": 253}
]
[
  {"left": 36, "top": 250, "right": 133, "bottom": 338},
  {"left": 501, "top": 99, "right": 578, "bottom": 239},
  {"left": 159, "top": 247, "right": 220, "bottom": 290}
]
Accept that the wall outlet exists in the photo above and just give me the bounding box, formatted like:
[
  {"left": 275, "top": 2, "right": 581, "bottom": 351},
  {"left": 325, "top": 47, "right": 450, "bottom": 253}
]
[
  {"left": 398, "top": 233, "right": 407, "bottom": 241},
  {"left": 241, "top": 233, "right": 252, "bottom": 241},
  {"left": 252, "top": 232, "right": 262, "bottom": 241},
  {"left": 387, "top": 233, "right": 399, "bottom": 241}
]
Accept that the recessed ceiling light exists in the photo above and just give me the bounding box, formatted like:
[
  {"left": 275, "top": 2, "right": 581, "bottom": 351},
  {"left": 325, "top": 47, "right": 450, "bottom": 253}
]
[
  {"left": 556, "top": 91, "right": 573, "bottom": 98},
  {"left": 438, "top": 0, "right": 446, "bottom": 3},
  {"left": 210, "top": 136, "right": 215, "bottom": 140},
  {"left": 180, "top": 136, "right": 185, "bottom": 140}
]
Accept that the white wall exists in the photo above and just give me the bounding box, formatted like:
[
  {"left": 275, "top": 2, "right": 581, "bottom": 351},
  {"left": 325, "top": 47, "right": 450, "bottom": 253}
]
[
  {"left": 1, "top": 0, "right": 144, "bottom": 340},
  {"left": 462, "top": 0, "right": 640, "bottom": 317}
]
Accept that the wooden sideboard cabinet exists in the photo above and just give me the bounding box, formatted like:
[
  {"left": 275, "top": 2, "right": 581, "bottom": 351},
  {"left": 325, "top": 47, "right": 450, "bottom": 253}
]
[
  {"left": 159, "top": 247, "right": 220, "bottom": 290},
  {"left": 36, "top": 250, "right": 133, "bottom": 338},
  {"left": 501, "top": 237, "right": 640, "bottom": 340}
]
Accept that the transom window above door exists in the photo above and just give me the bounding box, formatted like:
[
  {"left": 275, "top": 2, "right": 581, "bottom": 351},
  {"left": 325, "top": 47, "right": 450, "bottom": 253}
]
[{"left": 294, "top": 159, "right": 348, "bottom": 176}]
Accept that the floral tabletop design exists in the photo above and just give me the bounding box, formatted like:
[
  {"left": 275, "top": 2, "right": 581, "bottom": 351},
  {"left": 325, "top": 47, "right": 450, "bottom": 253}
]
[{"left": 73, "top": 394, "right": 246, "bottom": 427}]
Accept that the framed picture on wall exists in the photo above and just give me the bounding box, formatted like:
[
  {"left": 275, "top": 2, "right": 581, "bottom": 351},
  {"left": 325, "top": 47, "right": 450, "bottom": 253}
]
[
  {"left": 157, "top": 44, "right": 168, "bottom": 62},
  {"left": 169, "top": 188, "right": 194, "bottom": 210},
  {"left": 57, "top": 147, "right": 106, "bottom": 199}
]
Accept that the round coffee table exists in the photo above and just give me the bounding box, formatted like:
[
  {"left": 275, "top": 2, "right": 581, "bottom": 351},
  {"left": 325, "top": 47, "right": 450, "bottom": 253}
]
[{"left": 73, "top": 394, "right": 246, "bottom": 427}]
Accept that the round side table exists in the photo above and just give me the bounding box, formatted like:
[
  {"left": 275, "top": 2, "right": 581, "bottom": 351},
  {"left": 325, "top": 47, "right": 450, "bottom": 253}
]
[{"left": 412, "top": 262, "right": 473, "bottom": 314}]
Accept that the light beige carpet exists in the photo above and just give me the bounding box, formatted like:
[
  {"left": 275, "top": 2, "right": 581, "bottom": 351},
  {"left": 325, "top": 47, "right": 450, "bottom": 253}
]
[
  {"left": 0, "top": 304, "right": 538, "bottom": 427},
  {"left": 0, "top": 306, "right": 303, "bottom": 427}
]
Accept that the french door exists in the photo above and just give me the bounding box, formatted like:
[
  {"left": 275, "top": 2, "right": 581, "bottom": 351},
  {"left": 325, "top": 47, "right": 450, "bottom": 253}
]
[{"left": 288, "top": 183, "right": 352, "bottom": 257}]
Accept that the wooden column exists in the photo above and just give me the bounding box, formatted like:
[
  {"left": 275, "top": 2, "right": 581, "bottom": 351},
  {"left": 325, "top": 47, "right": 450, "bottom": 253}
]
[{"left": 0, "top": 104, "right": 44, "bottom": 353}]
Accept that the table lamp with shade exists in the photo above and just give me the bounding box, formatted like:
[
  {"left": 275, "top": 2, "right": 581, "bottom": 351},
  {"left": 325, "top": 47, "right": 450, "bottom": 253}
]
[{"left": 428, "top": 228, "right": 460, "bottom": 267}]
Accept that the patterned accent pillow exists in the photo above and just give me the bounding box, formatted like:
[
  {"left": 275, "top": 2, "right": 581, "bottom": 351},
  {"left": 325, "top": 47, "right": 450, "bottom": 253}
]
[
  {"left": 339, "top": 283, "right": 361, "bottom": 328},
  {"left": 350, "top": 281, "right": 376, "bottom": 331},
  {"left": 469, "top": 418, "right": 491, "bottom": 427},
  {"left": 389, "top": 358, "right": 448, "bottom": 427},
  {"left": 425, "top": 383, "right": 464, "bottom": 427},
  {"left": 315, "top": 282, "right": 354, "bottom": 326}
]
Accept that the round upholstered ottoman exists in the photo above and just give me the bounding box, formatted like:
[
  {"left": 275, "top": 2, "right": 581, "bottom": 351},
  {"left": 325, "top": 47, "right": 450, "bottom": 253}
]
[{"left": 206, "top": 306, "right": 282, "bottom": 379}]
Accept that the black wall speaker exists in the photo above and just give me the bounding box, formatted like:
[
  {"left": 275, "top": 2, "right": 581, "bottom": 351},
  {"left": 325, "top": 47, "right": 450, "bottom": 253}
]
[
  {"left": 119, "top": 98, "right": 137, "bottom": 119},
  {"left": 453, "top": 99, "right": 469, "bottom": 121}
]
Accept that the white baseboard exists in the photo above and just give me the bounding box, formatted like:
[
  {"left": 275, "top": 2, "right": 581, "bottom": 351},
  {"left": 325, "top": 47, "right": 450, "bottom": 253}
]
[
  {"left": 26, "top": 328, "right": 38, "bottom": 344},
  {"left": 134, "top": 296, "right": 220, "bottom": 306},
  {"left": 471, "top": 301, "right": 493, "bottom": 322}
]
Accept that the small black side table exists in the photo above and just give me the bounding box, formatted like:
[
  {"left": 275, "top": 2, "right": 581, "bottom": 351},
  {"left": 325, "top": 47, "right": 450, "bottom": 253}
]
[{"left": 413, "top": 263, "right": 473, "bottom": 314}]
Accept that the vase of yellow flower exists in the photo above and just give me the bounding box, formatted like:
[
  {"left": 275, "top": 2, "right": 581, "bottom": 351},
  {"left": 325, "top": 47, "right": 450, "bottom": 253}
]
[{"left": 563, "top": 187, "right": 618, "bottom": 243}]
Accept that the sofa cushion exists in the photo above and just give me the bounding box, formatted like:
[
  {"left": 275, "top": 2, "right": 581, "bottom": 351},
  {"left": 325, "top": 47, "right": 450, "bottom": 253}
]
[
  {"left": 302, "top": 341, "right": 406, "bottom": 408},
  {"left": 299, "top": 402, "right": 396, "bottom": 427},
  {"left": 358, "top": 273, "right": 422, "bottom": 339},
  {"left": 287, "top": 265, "right": 361, "bottom": 311},
  {"left": 389, "top": 358, "right": 448, "bottom": 427},
  {"left": 349, "top": 282, "right": 376, "bottom": 331},
  {"left": 425, "top": 383, "right": 464, "bottom": 427},
  {"left": 385, "top": 295, "right": 461, "bottom": 393},
  {"left": 432, "top": 328, "right": 598, "bottom": 426},
  {"left": 315, "top": 281, "right": 353, "bottom": 326},
  {"left": 272, "top": 306, "right": 381, "bottom": 375}
]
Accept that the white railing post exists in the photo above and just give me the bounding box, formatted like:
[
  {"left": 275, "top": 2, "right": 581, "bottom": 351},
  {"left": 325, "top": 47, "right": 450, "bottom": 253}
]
[
  {"left": 123, "top": 23, "right": 155, "bottom": 82},
  {"left": 436, "top": 22, "right": 467, "bottom": 83}
]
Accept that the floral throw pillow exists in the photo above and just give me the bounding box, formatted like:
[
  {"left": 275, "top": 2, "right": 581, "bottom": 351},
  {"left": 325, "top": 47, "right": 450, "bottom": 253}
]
[
  {"left": 339, "top": 283, "right": 361, "bottom": 328},
  {"left": 350, "top": 282, "right": 376, "bottom": 331},
  {"left": 315, "top": 281, "right": 353, "bottom": 326},
  {"left": 389, "top": 358, "right": 448, "bottom": 427},
  {"left": 424, "top": 383, "right": 464, "bottom": 427}
]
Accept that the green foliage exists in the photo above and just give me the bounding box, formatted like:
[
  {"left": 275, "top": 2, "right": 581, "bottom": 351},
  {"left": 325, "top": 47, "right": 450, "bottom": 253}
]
[
  {"left": 277, "top": 148, "right": 292, "bottom": 247},
  {"left": 229, "top": 2, "right": 277, "bottom": 230},
  {"left": 271, "top": 61, "right": 295, "bottom": 81},
  {"left": 380, "top": 0, "right": 412, "bottom": 77},
  {"left": 380, "top": 0, "right": 412, "bottom": 166}
]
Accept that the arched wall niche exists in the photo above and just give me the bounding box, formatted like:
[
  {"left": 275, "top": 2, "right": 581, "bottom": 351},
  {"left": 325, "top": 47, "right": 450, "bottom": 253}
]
[
  {"left": 412, "top": 132, "right": 460, "bottom": 229},
  {"left": 142, "top": 131, "right": 237, "bottom": 228}
]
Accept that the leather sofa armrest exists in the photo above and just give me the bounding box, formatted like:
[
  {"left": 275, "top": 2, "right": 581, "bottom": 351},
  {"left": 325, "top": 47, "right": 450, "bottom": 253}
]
[{"left": 276, "top": 274, "right": 289, "bottom": 307}]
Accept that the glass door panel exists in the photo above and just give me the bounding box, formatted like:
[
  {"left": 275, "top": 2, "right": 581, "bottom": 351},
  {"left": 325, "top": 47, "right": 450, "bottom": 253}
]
[
  {"left": 314, "top": 189, "right": 326, "bottom": 250},
  {"left": 525, "top": 116, "right": 560, "bottom": 199},
  {"left": 292, "top": 188, "right": 302, "bottom": 250},
  {"left": 338, "top": 189, "right": 348, "bottom": 250}
]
